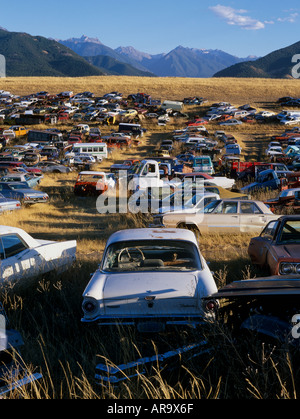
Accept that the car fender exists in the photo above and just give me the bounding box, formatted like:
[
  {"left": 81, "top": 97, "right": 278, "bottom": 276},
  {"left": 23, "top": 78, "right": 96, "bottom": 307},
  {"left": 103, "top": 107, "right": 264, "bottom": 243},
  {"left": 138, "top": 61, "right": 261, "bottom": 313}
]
[{"left": 240, "top": 314, "right": 291, "bottom": 343}]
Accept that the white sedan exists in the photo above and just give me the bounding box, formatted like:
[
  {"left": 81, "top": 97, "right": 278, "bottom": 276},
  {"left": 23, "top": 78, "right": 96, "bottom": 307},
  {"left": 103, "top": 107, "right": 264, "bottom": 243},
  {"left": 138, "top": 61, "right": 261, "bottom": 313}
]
[
  {"left": 0, "top": 225, "right": 76, "bottom": 283},
  {"left": 81, "top": 228, "right": 217, "bottom": 332},
  {"left": 152, "top": 199, "right": 280, "bottom": 236}
]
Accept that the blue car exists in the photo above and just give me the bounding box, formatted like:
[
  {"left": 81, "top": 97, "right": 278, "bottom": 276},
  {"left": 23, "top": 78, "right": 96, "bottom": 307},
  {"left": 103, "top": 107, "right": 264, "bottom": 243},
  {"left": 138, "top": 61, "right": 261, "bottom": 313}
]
[
  {"left": 0, "top": 182, "right": 49, "bottom": 204},
  {"left": 0, "top": 192, "right": 21, "bottom": 212}
]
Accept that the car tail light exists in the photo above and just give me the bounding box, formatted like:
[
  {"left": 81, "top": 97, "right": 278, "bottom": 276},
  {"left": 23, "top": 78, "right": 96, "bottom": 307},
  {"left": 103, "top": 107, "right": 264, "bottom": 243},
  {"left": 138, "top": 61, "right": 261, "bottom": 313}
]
[
  {"left": 82, "top": 298, "right": 97, "bottom": 314},
  {"left": 204, "top": 299, "right": 219, "bottom": 312}
]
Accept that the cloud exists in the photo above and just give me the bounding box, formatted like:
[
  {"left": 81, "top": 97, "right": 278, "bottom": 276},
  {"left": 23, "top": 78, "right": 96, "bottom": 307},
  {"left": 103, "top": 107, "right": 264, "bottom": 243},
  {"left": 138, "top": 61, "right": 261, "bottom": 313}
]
[
  {"left": 277, "top": 12, "right": 298, "bottom": 23},
  {"left": 210, "top": 5, "right": 265, "bottom": 30}
]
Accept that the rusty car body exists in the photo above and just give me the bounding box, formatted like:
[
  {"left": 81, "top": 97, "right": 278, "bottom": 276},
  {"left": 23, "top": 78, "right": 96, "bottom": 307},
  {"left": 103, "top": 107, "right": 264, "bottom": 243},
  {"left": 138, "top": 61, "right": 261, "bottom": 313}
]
[{"left": 248, "top": 215, "right": 300, "bottom": 275}]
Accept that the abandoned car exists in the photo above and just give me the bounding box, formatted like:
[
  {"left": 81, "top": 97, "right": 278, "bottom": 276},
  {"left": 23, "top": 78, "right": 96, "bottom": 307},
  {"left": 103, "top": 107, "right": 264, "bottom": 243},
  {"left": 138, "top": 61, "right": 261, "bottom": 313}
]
[
  {"left": 74, "top": 171, "right": 115, "bottom": 196},
  {"left": 81, "top": 228, "right": 217, "bottom": 332},
  {"left": 248, "top": 215, "right": 300, "bottom": 275},
  {"left": 152, "top": 199, "right": 280, "bottom": 236},
  {"left": 207, "top": 275, "right": 300, "bottom": 347},
  {"left": 0, "top": 225, "right": 76, "bottom": 283}
]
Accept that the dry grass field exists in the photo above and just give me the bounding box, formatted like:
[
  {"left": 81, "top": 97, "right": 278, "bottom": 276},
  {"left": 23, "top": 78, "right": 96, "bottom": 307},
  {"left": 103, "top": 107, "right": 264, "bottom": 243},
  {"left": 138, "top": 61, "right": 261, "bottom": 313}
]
[{"left": 0, "top": 76, "right": 299, "bottom": 399}]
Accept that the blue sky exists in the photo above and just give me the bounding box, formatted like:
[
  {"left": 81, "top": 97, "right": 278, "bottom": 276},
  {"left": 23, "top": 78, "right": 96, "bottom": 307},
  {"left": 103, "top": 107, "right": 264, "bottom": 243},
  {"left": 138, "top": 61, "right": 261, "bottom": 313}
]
[{"left": 1, "top": 0, "right": 299, "bottom": 57}]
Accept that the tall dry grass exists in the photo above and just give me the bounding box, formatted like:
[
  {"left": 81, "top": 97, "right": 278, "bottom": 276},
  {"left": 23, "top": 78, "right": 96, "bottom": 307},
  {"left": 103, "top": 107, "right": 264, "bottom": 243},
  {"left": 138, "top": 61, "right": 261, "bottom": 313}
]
[{"left": 0, "top": 76, "right": 299, "bottom": 399}]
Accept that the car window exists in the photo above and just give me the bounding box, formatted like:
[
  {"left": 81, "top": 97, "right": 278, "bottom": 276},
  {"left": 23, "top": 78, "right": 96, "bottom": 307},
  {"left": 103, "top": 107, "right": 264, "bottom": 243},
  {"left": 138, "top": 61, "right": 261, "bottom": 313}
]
[
  {"left": 1, "top": 234, "right": 28, "bottom": 258},
  {"left": 220, "top": 202, "right": 238, "bottom": 214},
  {"left": 240, "top": 202, "right": 262, "bottom": 214},
  {"left": 101, "top": 239, "right": 202, "bottom": 272},
  {"left": 278, "top": 220, "right": 300, "bottom": 243},
  {"left": 261, "top": 221, "right": 278, "bottom": 239}
]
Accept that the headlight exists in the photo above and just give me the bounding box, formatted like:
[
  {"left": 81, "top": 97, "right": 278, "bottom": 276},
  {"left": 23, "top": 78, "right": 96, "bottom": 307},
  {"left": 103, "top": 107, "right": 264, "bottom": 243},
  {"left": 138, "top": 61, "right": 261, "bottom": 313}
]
[{"left": 280, "top": 262, "right": 300, "bottom": 275}]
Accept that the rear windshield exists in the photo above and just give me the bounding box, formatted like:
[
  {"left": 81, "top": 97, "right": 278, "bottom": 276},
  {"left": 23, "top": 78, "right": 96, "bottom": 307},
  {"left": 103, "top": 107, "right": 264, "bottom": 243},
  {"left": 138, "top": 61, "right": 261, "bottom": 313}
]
[{"left": 101, "top": 239, "right": 202, "bottom": 272}]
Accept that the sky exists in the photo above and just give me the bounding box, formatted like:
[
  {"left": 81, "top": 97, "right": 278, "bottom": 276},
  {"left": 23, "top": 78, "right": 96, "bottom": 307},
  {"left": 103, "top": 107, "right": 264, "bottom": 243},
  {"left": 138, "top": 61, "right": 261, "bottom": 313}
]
[{"left": 0, "top": 0, "right": 300, "bottom": 58}]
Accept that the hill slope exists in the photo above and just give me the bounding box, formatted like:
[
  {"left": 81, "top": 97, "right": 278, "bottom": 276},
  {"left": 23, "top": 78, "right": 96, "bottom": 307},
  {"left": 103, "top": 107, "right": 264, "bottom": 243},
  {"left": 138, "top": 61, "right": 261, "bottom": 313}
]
[
  {"left": 214, "top": 41, "right": 300, "bottom": 79},
  {"left": 0, "top": 29, "right": 104, "bottom": 77},
  {"left": 84, "top": 55, "right": 156, "bottom": 77}
]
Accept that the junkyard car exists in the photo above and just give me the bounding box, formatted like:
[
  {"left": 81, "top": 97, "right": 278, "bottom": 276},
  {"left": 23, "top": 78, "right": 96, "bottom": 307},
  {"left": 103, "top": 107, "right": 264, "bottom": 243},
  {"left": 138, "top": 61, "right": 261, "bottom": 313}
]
[
  {"left": 0, "top": 225, "right": 76, "bottom": 283},
  {"left": 74, "top": 171, "right": 115, "bottom": 196},
  {"left": 248, "top": 215, "right": 300, "bottom": 275},
  {"left": 0, "top": 182, "right": 49, "bottom": 204},
  {"left": 0, "top": 193, "right": 21, "bottom": 212},
  {"left": 207, "top": 275, "right": 300, "bottom": 346},
  {"left": 0, "top": 173, "right": 42, "bottom": 188},
  {"left": 81, "top": 228, "right": 217, "bottom": 332},
  {"left": 152, "top": 199, "right": 280, "bottom": 235},
  {"left": 35, "top": 161, "right": 72, "bottom": 174}
]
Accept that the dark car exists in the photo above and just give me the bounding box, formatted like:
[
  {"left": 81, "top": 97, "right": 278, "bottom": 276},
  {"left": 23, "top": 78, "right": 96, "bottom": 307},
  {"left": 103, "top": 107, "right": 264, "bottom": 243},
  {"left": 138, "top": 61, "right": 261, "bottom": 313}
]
[
  {"left": 206, "top": 274, "right": 300, "bottom": 347},
  {"left": 248, "top": 215, "right": 300, "bottom": 275},
  {"left": 0, "top": 182, "right": 49, "bottom": 204}
]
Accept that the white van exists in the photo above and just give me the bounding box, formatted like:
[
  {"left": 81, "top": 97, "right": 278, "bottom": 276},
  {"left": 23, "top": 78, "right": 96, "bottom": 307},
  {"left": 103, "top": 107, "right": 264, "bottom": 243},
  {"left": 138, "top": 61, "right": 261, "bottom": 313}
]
[{"left": 69, "top": 143, "right": 108, "bottom": 161}]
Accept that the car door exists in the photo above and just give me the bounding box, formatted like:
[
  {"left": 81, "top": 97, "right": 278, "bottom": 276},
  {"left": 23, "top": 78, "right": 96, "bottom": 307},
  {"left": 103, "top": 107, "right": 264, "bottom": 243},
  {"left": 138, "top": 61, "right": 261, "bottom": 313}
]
[
  {"left": 248, "top": 220, "right": 279, "bottom": 268},
  {"left": 239, "top": 201, "right": 270, "bottom": 233},
  {"left": 206, "top": 200, "right": 240, "bottom": 233},
  {"left": 0, "top": 234, "right": 42, "bottom": 283}
]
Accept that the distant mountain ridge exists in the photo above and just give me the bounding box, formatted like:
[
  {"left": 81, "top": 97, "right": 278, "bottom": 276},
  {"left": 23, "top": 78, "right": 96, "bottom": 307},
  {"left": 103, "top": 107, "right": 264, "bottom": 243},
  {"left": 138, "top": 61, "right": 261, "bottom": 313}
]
[
  {"left": 59, "top": 35, "right": 257, "bottom": 78},
  {"left": 213, "top": 41, "right": 300, "bottom": 78},
  {"left": 0, "top": 30, "right": 105, "bottom": 77}
]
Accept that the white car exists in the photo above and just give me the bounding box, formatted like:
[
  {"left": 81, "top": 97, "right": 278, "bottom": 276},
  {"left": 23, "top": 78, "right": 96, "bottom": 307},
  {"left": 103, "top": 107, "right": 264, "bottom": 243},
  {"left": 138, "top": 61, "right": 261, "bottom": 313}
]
[
  {"left": 81, "top": 228, "right": 217, "bottom": 332},
  {"left": 218, "top": 119, "right": 243, "bottom": 126},
  {"left": 0, "top": 225, "right": 76, "bottom": 283},
  {"left": 152, "top": 199, "right": 280, "bottom": 236}
]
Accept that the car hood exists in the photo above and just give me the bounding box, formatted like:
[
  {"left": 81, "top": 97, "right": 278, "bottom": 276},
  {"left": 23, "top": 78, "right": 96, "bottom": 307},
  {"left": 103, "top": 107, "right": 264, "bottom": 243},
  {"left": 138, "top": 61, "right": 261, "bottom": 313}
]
[{"left": 273, "top": 244, "right": 300, "bottom": 260}]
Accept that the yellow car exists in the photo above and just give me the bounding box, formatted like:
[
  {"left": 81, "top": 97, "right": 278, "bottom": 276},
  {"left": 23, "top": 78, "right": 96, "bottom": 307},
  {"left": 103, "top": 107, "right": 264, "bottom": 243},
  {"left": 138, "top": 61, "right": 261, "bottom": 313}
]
[{"left": 10, "top": 125, "right": 28, "bottom": 136}]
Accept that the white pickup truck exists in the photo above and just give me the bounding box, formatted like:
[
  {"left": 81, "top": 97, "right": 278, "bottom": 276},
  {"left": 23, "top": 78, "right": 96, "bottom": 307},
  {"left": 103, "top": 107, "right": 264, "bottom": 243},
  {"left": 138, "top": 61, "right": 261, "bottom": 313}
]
[{"left": 127, "top": 159, "right": 171, "bottom": 192}]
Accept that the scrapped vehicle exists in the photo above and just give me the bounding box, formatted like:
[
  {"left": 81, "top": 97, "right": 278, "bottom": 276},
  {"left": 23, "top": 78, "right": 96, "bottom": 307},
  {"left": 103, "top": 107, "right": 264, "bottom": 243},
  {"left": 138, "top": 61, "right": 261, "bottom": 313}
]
[
  {"left": 152, "top": 199, "right": 280, "bottom": 236},
  {"left": 81, "top": 228, "right": 217, "bottom": 332},
  {"left": 0, "top": 302, "right": 42, "bottom": 396},
  {"left": 0, "top": 173, "right": 42, "bottom": 188},
  {"left": 74, "top": 171, "right": 115, "bottom": 196},
  {"left": 207, "top": 275, "right": 300, "bottom": 347},
  {"left": 248, "top": 215, "right": 300, "bottom": 275},
  {"left": 265, "top": 187, "right": 300, "bottom": 213},
  {"left": 35, "top": 161, "right": 72, "bottom": 174},
  {"left": 0, "top": 193, "right": 21, "bottom": 212},
  {"left": 0, "top": 225, "right": 76, "bottom": 283},
  {"left": 0, "top": 182, "right": 49, "bottom": 204},
  {"left": 182, "top": 172, "right": 235, "bottom": 190}
]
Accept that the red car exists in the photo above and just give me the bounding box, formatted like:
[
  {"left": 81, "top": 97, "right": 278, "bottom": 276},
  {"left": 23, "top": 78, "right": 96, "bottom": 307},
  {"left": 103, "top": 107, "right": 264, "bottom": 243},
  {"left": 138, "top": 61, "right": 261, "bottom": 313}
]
[{"left": 248, "top": 215, "right": 300, "bottom": 275}]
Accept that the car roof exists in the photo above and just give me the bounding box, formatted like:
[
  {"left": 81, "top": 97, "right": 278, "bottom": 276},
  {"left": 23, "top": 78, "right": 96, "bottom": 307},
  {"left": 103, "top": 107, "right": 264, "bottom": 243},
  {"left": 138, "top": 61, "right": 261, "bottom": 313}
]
[{"left": 105, "top": 228, "right": 199, "bottom": 248}]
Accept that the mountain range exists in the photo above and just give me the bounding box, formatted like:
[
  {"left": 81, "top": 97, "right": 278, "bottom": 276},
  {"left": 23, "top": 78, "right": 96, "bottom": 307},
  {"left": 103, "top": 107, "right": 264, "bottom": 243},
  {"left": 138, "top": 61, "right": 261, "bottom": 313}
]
[
  {"left": 59, "top": 35, "right": 255, "bottom": 78},
  {"left": 0, "top": 28, "right": 297, "bottom": 79}
]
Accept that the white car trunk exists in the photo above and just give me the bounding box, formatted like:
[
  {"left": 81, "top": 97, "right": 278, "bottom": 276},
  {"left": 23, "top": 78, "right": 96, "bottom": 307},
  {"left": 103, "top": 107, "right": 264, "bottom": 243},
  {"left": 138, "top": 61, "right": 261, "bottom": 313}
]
[{"left": 102, "top": 272, "right": 200, "bottom": 317}]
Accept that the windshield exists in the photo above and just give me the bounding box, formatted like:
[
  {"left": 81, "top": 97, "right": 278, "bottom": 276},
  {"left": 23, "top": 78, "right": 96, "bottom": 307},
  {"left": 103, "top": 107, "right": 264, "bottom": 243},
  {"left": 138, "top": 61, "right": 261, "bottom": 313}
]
[
  {"left": 101, "top": 239, "right": 202, "bottom": 272},
  {"left": 278, "top": 220, "right": 300, "bottom": 244}
]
